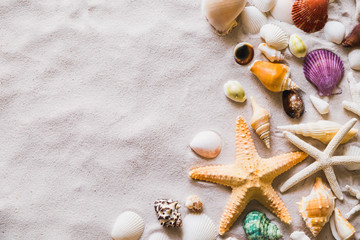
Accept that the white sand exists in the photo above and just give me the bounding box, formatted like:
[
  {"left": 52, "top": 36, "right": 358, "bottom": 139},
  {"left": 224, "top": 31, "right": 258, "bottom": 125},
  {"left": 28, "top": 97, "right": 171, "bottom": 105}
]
[{"left": 0, "top": 0, "right": 359, "bottom": 239}]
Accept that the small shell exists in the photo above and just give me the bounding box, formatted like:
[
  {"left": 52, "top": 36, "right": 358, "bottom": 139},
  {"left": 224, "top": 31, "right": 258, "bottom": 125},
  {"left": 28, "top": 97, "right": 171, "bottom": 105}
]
[
  {"left": 234, "top": 42, "right": 254, "bottom": 65},
  {"left": 250, "top": 61, "right": 298, "bottom": 92},
  {"left": 309, "top": 95, "right": 329, "bottom": 115},
  {"left": 183, "top": 214, "right": 217, "bottom": 240},
  {"left": 149, "top": 232, "right": 171, "bottom": 240},
  {"left": 190, "top": 131, "right": 222, "bottom": 158},
  {"left": 250, "top": 96, "right": 271, "bottom": 149},
  {"left": 297, "top": 177, "right": 335, "bottom": 237},
  {"left": 292, "top": 0, "right": 328, "bottom": 33},
  {"left": 288, "top": 34, "right": 307, "bottom": 58},
  {"left": 324, "top": 21, "right": 346, "bottom": 44},
  {"left": 342, "top": 24, "right": 360, "bottom": 47},
  {"left": 347, "top": 72, "right": 360, "bottom": 103},
  {"left": 202, "top": 0, "right": 247, "bottom": 35},
  {"left": 243, "top": 211, "right": 283, "bottom": 240},
  {"left": 240, "top": 6, "right": 267, "bottom": 34},
  {"left": 290, "top": 231, "right": 310, "bottom": 240},
  {"left": 282, "top": 89, "right": 304, "bottom": 119},
  {"left": 258, "top": 43, "right": 284, "bottom": 62},
  {"left": 277, "top": 120, "right": 358, "bottom": 144},
  {"left": 260, "top": 24, "right": 289, "bottom": 50},
  {"left": 270, "top": 0, "right": 294, "bottom": 24},
  {"left": 185, "top": 195, "right": 203, "bottom": 212},
  {"left": 349, "top": 49, "right": 360, "bottom": 71},
  {"left": 344, "top": 145, "right": 360, "bottom": 171},
  {"left": 248, "top": 0, "right": 277, "bottom": 12},
  {"left": 111, "top": 211, "right": 145, "bottom": 240},
  {"left": 224, "top": 80, "right": 247, "bottom": 102},
  {"left": 154, "top": 199, "right": 182, "bottom": 227},
  {"left": 330, "top": 208, "right": 356, "bottom": 240}
]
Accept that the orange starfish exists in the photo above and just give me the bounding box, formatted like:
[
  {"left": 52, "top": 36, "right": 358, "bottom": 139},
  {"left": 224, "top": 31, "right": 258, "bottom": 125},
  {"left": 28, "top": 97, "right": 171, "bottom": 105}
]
[{"left": 189, "top": 116, "right": 308, "bottom": 235}]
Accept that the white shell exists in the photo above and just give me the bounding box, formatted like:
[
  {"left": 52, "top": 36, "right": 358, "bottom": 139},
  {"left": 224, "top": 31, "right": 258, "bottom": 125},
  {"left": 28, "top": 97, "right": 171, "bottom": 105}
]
[
  {"left": 344, "top": 145, "right": 360, "bottom": 171},
  {"left": 330, "top": 208, "right": 356, "bottom": 240},
  {"left": 260, "top": 24, "right": 289, "bottom": 50},
  {"left": 349, "top": 50, "right": 360, "bottom": 71},
  {"left": 190, "top": 131, "right": 222, "bottom": 158},
  {"left": 324, "top": 21, "right": 346, "bottom": 44},
  {"left": 248, "top": 0, "right": 277, "bottom": 12},
  {"left": 270, "top": 0, "right": 294, "bottom": 24},
  {"left": 348, "top": 72, "right": 360, "bottom": 103},
  {"left": 183, "top": 214, "right": 217, "bottom": 240},
  {"left": 111, "top": 211, "right": 144, "bottom": 240},
  {"left": 309, "top": 95, "right": 329, "bottom": 115},
  {"left": 240, "top": 6, "right": 267, "bottom": 34},
  {"left": 224, "top": 80, "right": 247, "bottom": 102},
  {"left": 149, "top": 232, "right": 171, "bottom": 240},
  {"left": 290, "top": 231, "right": 310, "bottom": 240},
  {"left": 258, "top": 43, "right": 284, "bottom": 62},
  {"left": 289, "top": 34, "right": 307, "bottom": 58}
]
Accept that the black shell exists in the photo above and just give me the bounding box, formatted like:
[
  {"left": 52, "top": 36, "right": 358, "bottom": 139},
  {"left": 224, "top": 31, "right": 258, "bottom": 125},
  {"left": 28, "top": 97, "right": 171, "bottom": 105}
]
[
  {"left": 234, "top": 42, "right": 254, "bottom": 65},
  {"left": 282, "top": 89, "right": 304, "bottom": 119}
]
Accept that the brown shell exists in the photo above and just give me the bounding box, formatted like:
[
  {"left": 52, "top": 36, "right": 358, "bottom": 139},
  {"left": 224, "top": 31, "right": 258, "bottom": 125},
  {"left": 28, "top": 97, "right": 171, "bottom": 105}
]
[
  {"left": 282, "top": 89, "right": 304, "bottom": 119},
  {"left": 342, "top": 24, "right": 360, "bottom": 47},
  {"left": 234, "top": 42, "right": 254, "bottom": 65},
  {"left": 292, "top": 0, "right": 328, "bottom": 33}
]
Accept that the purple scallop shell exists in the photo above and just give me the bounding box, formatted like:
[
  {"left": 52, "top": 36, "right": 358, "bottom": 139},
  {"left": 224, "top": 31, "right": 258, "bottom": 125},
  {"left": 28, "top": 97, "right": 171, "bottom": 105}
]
[{"left": 303, "top": 49, "right": 344, "bottom": 96}]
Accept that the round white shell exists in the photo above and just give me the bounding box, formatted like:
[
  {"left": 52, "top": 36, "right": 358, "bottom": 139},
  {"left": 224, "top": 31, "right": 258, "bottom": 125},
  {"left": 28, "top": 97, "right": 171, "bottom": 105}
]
[
  {"left": 260, "top": 24, "right": 289, "bottom": 50},
  {"left": 183, "top": 214, "right": 217, "bottom": 240},
  {"left": 290, "top": 231, "right": 310, "bottom": 240},
  {"left": 240, "top": 6, "right": 267, "bottom": 34},
  {"left": 248, "top": 0, "right": 277, "bottom": 12},
  {"left": 309, "top": 95, "right": 329, "bottom": 115},
  {"left": 324, "top": 21, "right": 346, "bottom": 44},
  {"left": 111, "top": 211, "right": 145, "bottom": 240},
  {"left": 270, "top": 0, "right": 294, "bottom": 24},
  {"left": 149, "top": 232, "right": 171, "bottom": 240},
  {"left": 344, "top": 145, "right": 360, "bottom": 171},
  {"left": 190, "top": 131, "right": 222, "bottom": 158},
  {"left": 349, "top": 50, "right": 360, "bottom": 71}
]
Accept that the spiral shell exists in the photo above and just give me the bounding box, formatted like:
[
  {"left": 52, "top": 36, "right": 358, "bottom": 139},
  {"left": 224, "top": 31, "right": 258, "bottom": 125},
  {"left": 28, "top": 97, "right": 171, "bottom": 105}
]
[
  {"left": 289, "top": 34, "right": 307, "bottom": 58},
  {"left": 258, "top": 43, "right": 284, "bottom": 62},
  {"left": 111, "top": 211, "right": 145, "bottom": 240},
  {"left": 250, "top": 96, "right": 270, "bottom": 149},
  {"left": 183, "top": 214, "right": 217, "bottom": 240},
  {"left": 240, "top": 6, "right": 267, "bottom": 34},
  {"left": 260, "top": 24, "right": 289, "bottom": 50},
  {"left": 292, "top": 0, "right": 328, "bottom": 33},
  {"left": 342, "top": 24, "right": 360, "bottom": 48},
  {"left": 330, "top": 208, "right": 356, "bottom": 240},
  {"left": 243, "top": 211, "right": 283, "bottom": 240},
  {"left": 248, "top": 0, "right": 277, "bottom": 12},
  {"left": 154, "top": 199, "right": 182, "bottom": 227}
]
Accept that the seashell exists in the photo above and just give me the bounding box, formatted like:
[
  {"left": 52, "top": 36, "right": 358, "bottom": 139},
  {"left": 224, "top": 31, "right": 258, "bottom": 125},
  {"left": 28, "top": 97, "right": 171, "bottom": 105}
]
[
  {"left": 330, "top": 208, "right": 356, "bottom": 240},
  {"left": 190, "top": 131, "right": 222, "bottom": 158},
  {"left": 297, "top": 177, "right": 335, "bottom": 237},
  {"left": 342, "top": 24, "right": 360, "bottom": 48},
  {"left": 270, "top": 0, "right": 294, "bottom": 24},
  {"left": 243, "top": 211, "right": 283, "bottom": 240},
  {"left": 250, "top": 96, "right": 271, "bottom": 149},
  {"left": 183, "top": 213, "right": 217, "bottom": 240},
  {"left": 234, "top": 42, "right": 254, "bottom": 65},
  {"left": 260, "top": 24, "right": 289, "bottom": 50},
  {"left": 292, "top": 0, "right": 328, "bottom": 33},
  {"left": 111, "top": 211, "right": 145, "bottom": 240},
  {"left": 349, "top": 49, "right": 360, "bottom": 71},
  {"left": 202, "top": 0, "right": 247, "bottom": 35},
  {"left": 248, "top": 0, "right": 277, "bottom": 12},
  {"left": 258, "top": 43, "right": 284, "bottom": 62},
  {"left": 240, "top": 6, "right": 267, "bottom": 34},
  {"left": 309, "top": 95, "right": 329, "bottom": 115},
  {"left": 290, "top": 231, "right": 310, "bottom": 240},
  {"left": 343, "top": 145, "right": 360, "bottom": 171},
  {"left": 224, "top": 80, "right": 247, "bottom": 103},
  {"left": 185, "top": 195, "right": 203, "bottom": 212},
  {"left": 347, "top": 72, "right": 360, "bottom": 103},
  {"left": 324, "top": 21, "right": 346, "bottom": 44},
  {"left": 356, "top": 0, "right": 360, "bottom": 21},
  {"left": 277, "top": 120, "right": 358, "bottom": 144},
  {"left": 225, "top": 238, "right": 239, "bottom": 240},
  {"left": 250, "top": 60, "right": 298, "bottom": 92},
  {"left": 282, "top": 89, "right": 304, "bottom": 119},
  {"left": 303, "top": 49, "right": 345, "bottom": 96},
  {"left": 154, "top": 199, "right": 182, "bottom": 227},
  {"left": 149, "top": 232, "right": 170, "bottom": 240},
  {"left": 288, "top": 34, "right": 307, "bottom": 58}
]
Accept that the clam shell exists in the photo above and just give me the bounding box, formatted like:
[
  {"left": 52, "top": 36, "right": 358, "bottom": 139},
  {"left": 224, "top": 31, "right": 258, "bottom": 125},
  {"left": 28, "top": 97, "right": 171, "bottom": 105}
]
[
  {"left": 303, "top": 49, "right": 344, "bottom": 96},
  {"left": 250, "top": 96, "right": 271, "bottom": 149},
  {"left": 282, "top": 89, "right": 304, "bottom": 119},
  {"left": 248, "top": 0, "right": 277, "bottom": 12},
  {"left": 111, "top": 211, "right": 145, "bottom": 240},
  {"left": 270, "top": 0, "right": 294, "bottom": 24},
  {"left": 288, "top": 34, "right": 307, "bottom": 58},
  {"left": 292, "top": 0, "right": 328, "bottom": 33},
  {"left": 260, "top": 24, "right": 289, "bottom": 50},
  {"left": 342, "top": 24, "right": 360, "bottom": 47},
  {"left": 309, "top": 95, "right": 329, "bottom": 115},
  {"left": 149, "top": 232, "right": 171, "bottom": 240},
  {"left": 240, "top": 6, "right": 267, "bottom": 34},
  {"left": 330, "top": 208, "right": 356, "bottom": 240},
  {"left": 243, "top": 211, "right": 283, "bottom": 240},
  {"left": 324, "top": 21, "right": 346, "bottom": 44},
  {"left": 290, "top": 231, "right": 310, "bottom": 240},
  {"left": 182, "top": 214, "right": 217, "bottom": 240},
  {"left": 190, "top": 131, "right": 222, "bottom": 158},
  {"left": 258, "top": 43, "right": 284, "bottom": 62},
  {"left": 344, "top": 145, "right": 360, "bottom": 171},
  {"left": 349, "top": 49, "right": 360, "bottom": 71},
  {"left": 234, "top": 42, "right": 254, "bottom": 65}
]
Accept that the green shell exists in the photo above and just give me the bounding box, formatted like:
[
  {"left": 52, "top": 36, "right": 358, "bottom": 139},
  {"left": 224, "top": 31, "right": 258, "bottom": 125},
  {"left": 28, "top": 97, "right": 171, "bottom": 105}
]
[{"left": 243, "top": 211, "right": 283, "bottom": 240}]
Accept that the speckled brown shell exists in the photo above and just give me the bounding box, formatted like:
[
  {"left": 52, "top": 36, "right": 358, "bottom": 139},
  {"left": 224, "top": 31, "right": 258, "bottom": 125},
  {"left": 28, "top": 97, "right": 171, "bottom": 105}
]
[
  {"left": 292, "top": 0, "right": 328, "bottom": 33},
  {"left": 282, "top": 89, "right": 304, "bottom": 119}
]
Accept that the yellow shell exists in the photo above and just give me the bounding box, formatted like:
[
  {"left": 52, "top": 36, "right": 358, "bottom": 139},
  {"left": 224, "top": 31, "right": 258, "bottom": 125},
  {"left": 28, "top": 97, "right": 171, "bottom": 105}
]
[
  {"left": 289, "top": 34, "right": 307, "bottom": 58},
  {"left": 250, "top": 96, "right": 270, "bottom": 148}
]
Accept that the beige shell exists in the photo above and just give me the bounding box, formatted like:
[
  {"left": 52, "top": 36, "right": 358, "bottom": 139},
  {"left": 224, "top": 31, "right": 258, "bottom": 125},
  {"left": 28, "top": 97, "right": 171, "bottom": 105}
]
[
  {"left": 348, "top": 72, "right": 360, "bottom": 103},
  {"left": 260, "top": 24, "right": 289, "bottom": 50},
  {"left": 330, "top": 208, "right": 356, "bottom": 240},
  {"left": 202, "top": 0, "right": 247, "bottom": 35},
  {"left": 297, "top": 177, "right": 335, "bottom": 237},
  {"left": 190, "top": 131, "right": 222, "bottom": 158},
  {"left": 185, "top": 195, "right": 203, "bottom": 212},
  {"left": 289, "top": 34, "right": 307, "bottom": 58},
  {"left": 111, "top": 211, "right": 145, "bottom": 240},
  {"left": 258, "top": 43, "right": 284, "bottom": 62},
  {"left": 277, "top": 120, "right": 358, "bottom": 144},
  {"left": 309, "top": 95, "right": 329, "bottom": 115},
  {"left": 349, "top": 50, "right": 360, "bottom": 71},
  {"left": 250, "top": 96, "right": 271, "bottom": 148},
  {"left": 240, "top": 6, "right": 267, "bottom": 34}
]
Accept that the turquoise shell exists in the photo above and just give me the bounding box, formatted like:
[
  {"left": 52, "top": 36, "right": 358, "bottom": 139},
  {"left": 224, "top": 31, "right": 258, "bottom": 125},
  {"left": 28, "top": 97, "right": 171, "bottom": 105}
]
[{"left": 243, "top": 211, "right": 283, "bottom": 240}]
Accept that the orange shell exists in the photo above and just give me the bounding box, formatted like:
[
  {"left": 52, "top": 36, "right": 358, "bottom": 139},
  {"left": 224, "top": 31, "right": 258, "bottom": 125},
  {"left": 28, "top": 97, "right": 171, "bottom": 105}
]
[{"left": 292, "top": 0, "right": 328, "bottom": 33}]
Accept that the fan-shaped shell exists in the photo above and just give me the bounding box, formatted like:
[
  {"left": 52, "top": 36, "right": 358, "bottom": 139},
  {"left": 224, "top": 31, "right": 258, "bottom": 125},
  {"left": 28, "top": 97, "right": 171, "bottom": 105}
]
[
  {"left": 149, "top": 232, "right": 171, "bottom": 240},
  {"left": 342, "top": 24, "right": 360, "bottom": 48},
  {"left": 250, "top": 96, "right": 271, "bottom": 148},
  {"left": 344, "top": 145, "right": 360, "bottom": 171},
  {"left": 190, "top": 131, "right": 222, "bottom": 158},
  {"left": 270, "top": 0, "right": 294, "bottom": 24},
  {"left": 324, "top": 21, "right": 346, "bottom": 44},
  {"left": 243, "top": 211, "right": 283, "bottom": 240},
  {"left": 240, "top": 6, "right": 267, "bottom": 34},
  {"left": 248, "top": 0, "right": 277, "bottom": 12},
  {"left": 303, "top": 49, "right": 344, "bottom": 96},
  {"left": 292, "top": 0, "right": 328, "bottom": 33},
  {"left": 260, "top": 24, "right": 289, "bottom": 50},
  {"left": 330, "top": 208, "right": 356, "bottom": 240},
  {"left": 111, "top": 211, "right": 145, "bottom": 240},
  {"left": 182, "top": 214, "right": 217, "bottom": 240}
]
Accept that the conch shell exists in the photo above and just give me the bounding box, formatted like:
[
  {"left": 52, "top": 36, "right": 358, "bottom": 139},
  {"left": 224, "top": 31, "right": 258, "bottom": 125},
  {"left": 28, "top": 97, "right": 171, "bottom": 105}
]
[
  {"left": 250, "top": 96, "right": 270, "bottom": 149},
  {"left": 250, "top": 60, "right": 298, "bottom": 92},
  {"left": 258, "top": 43, "right": 284, "bottom": 62},
  {"left": 202, "top": 0, "right": 247, "bottom": 35},
  {"left": 330, "top": 208, "right": 356, "bottom": 240},
  {"left": 342, "top": 24, "right": 360, "bottom": 48},
  {"left": 243, "top": 211, "right": 283, "bottom": 240},
  {"left": 297, "top": 177, "right": 335, "bottom": 237},
  {"left": 277, "top": 120, "right": 358, "bottom": 145}
]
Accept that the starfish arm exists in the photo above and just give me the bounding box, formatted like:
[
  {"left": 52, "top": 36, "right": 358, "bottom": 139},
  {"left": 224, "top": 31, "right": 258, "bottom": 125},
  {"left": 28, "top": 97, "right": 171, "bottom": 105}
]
[
  {"left": 324, "top": 118, "right": 358, "bottom": 157},
  {"left": 345, "top": 185, "right": 360, "bottom": 199},
  {"left": 343, "top": 100, "right": 360, "bottom": 117},
  {"left": 345, "top": 204, "right": 360, "bottom": 219},
  {"left": 280, "top": 162, "right": 321, "bottom": 193},
  {"left": 323, "top": 166, "right": 343, "bottom": 200},
  {"left": 331, "top": 156, "right": 360, "bottom": 165},
  {"left": 235, "top": 116, "right": 259, "bottom": 165},
  {"left": 283, "top": 131, "right": 322, "bottom": 159}
]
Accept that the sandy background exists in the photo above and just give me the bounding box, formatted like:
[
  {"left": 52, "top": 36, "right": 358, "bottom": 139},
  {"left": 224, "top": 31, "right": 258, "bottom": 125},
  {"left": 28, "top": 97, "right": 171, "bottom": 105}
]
[{"left": 0, "top": 0, "right": 359, "bottom": 239}]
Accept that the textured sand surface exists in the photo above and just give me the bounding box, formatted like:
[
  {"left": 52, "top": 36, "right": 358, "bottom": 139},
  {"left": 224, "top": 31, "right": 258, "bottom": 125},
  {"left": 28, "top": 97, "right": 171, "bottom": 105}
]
[{"left": 0, "top": 0, "right": 360, "bottom": 239}]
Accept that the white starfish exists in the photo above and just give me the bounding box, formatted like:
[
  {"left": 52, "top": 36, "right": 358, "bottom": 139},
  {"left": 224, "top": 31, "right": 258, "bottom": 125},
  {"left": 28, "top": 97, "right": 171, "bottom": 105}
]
[
  {"left": 280, "top": 118, "right": 360, "bottom": 200},
  {"left": 343, "top": 72, "right": 360, "bottom": 117},
  {"left": 345, "top": 185, "right": 360, "bottom": 219}
]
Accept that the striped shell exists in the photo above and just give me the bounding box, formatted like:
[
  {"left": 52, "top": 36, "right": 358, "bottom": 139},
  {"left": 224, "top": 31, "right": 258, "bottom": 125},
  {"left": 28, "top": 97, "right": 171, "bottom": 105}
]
[
  {"left": 243, "top": 211, "right": 283, "bottom": 240},
  {"left": 330, "top": 208, "right": 356, "bottom": 240},
  {"left": 260, "top": 24, "right": 289, "bottom": 50},
  {"left": 248, "top": 0, "right": 277, "bottom": 12},
  {"left": 292, "top": 0, "right": 328, "bottom": 33},
  {"left": 182, "top": 214, "right": 217, "bottom": 240},
  {"left": 111, "top": 211, "right": 145, "bottom": 240},
  {"left": 240, "top": 6, "right": 267, "bottom": 34}
]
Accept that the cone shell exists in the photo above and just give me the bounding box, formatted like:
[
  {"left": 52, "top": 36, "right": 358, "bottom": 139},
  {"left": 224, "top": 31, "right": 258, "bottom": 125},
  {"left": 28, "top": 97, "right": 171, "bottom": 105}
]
[
  {"left": 250, "top": 96, "right": 271, "bottom": 149},
  {"left": 342, "top": 24, "right": 360, "bottom": 48},
  {"left": 289, "top": 34, "right": 307, "bottom": 58},
  {"left": 258, "top": 43, "right": 284, "bottom": 62},
  {"left": 202, "top": 0, "right": 247, "bottom": 35},
  {"left": 297, "top": 177, "right": 335, "bottom": 237},
  {"left": 260, "top": 24, "right": 289, "bottom": 50},
  {"left": 309, "top": 95, "right": 329, "bottom": 115},
  {"left": 330, "top": 208, "right": 356, "bottom": 240},
  {"left": 248, "top": 0, "right": 277, "bottom": 12},
  {"left": 344, "top": 145, "right": 360, "bottom": 171},
  {"left": 270, "top": 0, "right": 294, "bottom": 24},
  {"left": 292, "top": 0, "right": 328, "bottom": 33},
  {"left": 190, "top": 131, "right": 222, "bottom": 158},
  {"left": 111, "top": 211, "right": 145, "bottom": 240},
  {"left": 277, "top": 120, "right": 358, "bottom": 144},
  {"left": 243, "top": 211, "right": 283, "bottom": 240},
  {"left": 182, "top": 214, "right": 217, "bottom": 240},
  {"left": 250, "top": 60, "right": 298, "bottom": 92},
  {"left": 149, "top": 232, "right": 171, "bottom": 240},
  {"left": 240, "top": 6, "right": 267, "bottom": 34},
  {"left": 303, "top": 49, "right": 345, "bottom": 96}
]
